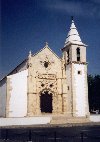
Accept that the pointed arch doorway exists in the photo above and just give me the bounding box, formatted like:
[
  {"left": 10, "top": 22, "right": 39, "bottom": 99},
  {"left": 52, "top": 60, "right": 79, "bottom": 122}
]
[{"left": 40, "top": 90, "right": 53, "bottom": 113}]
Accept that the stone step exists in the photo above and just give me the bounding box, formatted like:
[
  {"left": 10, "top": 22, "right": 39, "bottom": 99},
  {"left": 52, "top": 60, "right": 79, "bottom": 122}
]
[{"left": 50, "top": 116, "right": 90, "bottom": 124}]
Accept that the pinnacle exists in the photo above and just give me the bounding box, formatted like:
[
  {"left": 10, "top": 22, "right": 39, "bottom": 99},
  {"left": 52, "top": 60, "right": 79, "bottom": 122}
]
[
  {"left": 28, "top": 50, "right": 32, "bottom": 58},
  {"left": 45, "top": 42, "right": 48, "bottom": 47}
]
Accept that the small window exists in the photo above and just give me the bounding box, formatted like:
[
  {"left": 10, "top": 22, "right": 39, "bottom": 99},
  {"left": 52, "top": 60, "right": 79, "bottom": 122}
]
[{"left": 78, "top": 71, "right": 82, "bottom": 75}]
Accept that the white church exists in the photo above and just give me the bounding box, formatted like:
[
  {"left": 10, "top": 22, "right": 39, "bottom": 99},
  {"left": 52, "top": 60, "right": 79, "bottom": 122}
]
[{"left": 0, "top": 19, "right": 90, "bottom": 124}]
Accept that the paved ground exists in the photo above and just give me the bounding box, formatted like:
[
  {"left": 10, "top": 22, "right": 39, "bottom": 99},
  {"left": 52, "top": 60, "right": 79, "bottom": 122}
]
[{"left": 0, "top": 125, "right": 100, "bottom": 142}]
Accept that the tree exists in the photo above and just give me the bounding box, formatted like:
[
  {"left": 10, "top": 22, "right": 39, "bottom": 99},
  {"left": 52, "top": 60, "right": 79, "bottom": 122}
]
[{"left": 88, "top": 75, "right": 100, "bottom": 112}]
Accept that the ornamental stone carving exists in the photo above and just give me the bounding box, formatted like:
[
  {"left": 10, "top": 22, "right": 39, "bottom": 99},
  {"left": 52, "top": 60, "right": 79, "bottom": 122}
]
[
  {"left": 40, "top": 55, "right": 55, "bottom": 70},
  {"left": 37, "top": 73, "right": 57, "bottom": 94}
]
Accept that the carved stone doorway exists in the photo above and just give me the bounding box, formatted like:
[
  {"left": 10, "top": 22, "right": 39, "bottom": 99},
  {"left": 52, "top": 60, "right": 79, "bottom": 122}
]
[{"left": 40, "top": 90, "right": 52, "bottom": 113}]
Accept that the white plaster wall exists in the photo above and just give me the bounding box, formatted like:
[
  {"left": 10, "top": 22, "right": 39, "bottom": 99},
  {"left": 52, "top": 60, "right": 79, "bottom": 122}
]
[
  {"left": 66, "top": 64, "right": 72, "bottom": 113},
  {"left": 66, "top": 65, "right": 71, "bottom": 95},
  {"left": 73, "top": 64, "right": 86, "bottom": 116},
  {"left": 8, "top": 70, "right": 28, "bottom": 117},
  {"left": 0, "top": 79, "right": 6, "bottom": 117}
]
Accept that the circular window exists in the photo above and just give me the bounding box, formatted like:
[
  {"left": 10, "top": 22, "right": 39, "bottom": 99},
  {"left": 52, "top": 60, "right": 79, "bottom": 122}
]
[
  {"left": 41, "top": 84, "right": 44, "bottom": 87},
  {"left": 44, "top": 61, "right": 49, "bottom": 68}
]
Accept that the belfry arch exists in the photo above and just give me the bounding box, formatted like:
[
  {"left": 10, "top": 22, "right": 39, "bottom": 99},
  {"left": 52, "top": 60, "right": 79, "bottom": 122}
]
[{"left": 40, "top": 90, "right": 53, "bottom": 113}]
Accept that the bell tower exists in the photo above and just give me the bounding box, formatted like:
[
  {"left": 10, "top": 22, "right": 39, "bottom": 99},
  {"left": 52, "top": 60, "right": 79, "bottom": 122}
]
[{"left": 62, "top": 18, "right": 90, "bottom": 117}]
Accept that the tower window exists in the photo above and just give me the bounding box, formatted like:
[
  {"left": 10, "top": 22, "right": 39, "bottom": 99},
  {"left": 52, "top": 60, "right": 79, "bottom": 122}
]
[
  {"left": 67, "top": 50, "right": 69, "bottom": 62},
  {"left": 76, "top": 48, "right": 80, "bottom": 61},
  {"left": 78, "top": 71, "right": 82, "bottom": 75}
]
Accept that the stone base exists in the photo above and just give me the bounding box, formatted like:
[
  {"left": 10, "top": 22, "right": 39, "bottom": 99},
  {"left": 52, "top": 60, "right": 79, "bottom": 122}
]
[{"left": 50, "top": 115, "right": 90, "bottom": 124}]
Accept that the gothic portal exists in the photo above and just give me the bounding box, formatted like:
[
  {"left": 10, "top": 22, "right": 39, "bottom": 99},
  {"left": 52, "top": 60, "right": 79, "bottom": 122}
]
[{"left": 40, "top": 90, "right": 53, "bottom": 113}]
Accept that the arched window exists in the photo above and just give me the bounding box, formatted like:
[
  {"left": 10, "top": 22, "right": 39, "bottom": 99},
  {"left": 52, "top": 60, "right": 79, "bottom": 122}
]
[{"left": 76, "top": 48, "right": 80, "bottom": 61}]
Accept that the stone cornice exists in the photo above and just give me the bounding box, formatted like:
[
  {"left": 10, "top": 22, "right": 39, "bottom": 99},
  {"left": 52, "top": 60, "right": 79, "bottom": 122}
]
[{"left": 66, "top": 61, "right": 88, "bottom": 65}]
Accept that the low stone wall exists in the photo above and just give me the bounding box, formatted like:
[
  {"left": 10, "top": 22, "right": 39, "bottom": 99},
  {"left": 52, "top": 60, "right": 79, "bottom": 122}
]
[
  {"left": 0, "top": 117, "right": 51, "bottom": 127},
  {"left": 0, "top": 115, "right": 99, "bottom": 127},
  {"left": 90, "top": 115, "right": 100, "bottom": 122}
]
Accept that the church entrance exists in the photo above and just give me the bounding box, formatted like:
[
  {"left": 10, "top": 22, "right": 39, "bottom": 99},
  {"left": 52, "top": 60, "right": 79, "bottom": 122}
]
[{"left": 40, "top": 91, "right": 52, "bottom": 113}]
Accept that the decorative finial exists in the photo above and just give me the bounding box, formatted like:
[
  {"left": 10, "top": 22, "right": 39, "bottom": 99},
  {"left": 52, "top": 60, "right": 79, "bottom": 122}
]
[
  {"left": 29, "top": 50, "right": 32, "bottom": 58},
  {"left": 71, "top": 16, "right": 74, "bottom": 22},
  {"left": 71, "top": 16, "right": 73, "bottom": 20},
  {"left": 45, "top": 42, "right": 48, "bottom": 47}
]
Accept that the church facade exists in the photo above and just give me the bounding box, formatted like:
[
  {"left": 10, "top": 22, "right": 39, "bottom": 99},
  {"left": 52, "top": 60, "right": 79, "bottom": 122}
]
[{"left": 0, "top": 20, "right": 90, "bottom": 120}]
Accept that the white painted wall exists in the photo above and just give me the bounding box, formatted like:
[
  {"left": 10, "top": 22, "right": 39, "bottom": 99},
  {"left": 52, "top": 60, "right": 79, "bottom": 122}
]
[
  {"left": 7, "top": 70, "right": 28, "bottom": 117},
  {"left": 0, "top": 79, "right": 7, "bottom": 117},
  {"left": 66, "top": 65, "right": 71, "bottom": 92},
  {"left": 73, "top": 64, "right": 87, "bottom": 117},
  {"left": 66, "top": 64, "right": 72, "bottom": 112}
]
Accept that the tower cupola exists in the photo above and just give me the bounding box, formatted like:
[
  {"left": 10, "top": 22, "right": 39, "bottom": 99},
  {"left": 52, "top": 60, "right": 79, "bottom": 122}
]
[
  {"left": 62, "top": 18, "right": 87, "bottom": 64},
  {"left": 64, "top": 19, "right": 86, "bottom": 47}
]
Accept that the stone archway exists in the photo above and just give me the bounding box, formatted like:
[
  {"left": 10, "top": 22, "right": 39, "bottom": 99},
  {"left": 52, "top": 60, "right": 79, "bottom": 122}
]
[{"left": 40, "top": 90, "right": 53, "bottom": 113}]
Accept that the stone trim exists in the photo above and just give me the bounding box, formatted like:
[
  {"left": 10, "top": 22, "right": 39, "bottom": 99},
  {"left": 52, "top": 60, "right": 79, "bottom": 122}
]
[
  {"left": 6, "top": 78, "right": 12, "bottom": 117},
  {"left": 84, "top": 65, "right": 90, "bottom": 117},
  {"left": 67, "top": 61, "right": 88, "bottom": 65}
]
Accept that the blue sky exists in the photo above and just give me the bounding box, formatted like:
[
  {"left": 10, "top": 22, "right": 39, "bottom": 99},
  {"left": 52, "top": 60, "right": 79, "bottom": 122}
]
[{"left": 0, "top": 0, "right": 100, "bottom": 79}]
